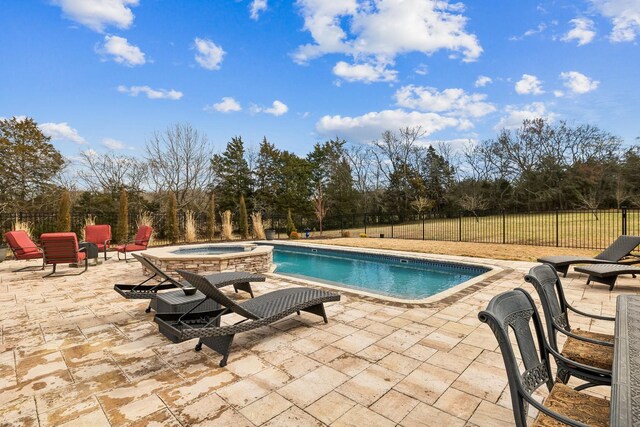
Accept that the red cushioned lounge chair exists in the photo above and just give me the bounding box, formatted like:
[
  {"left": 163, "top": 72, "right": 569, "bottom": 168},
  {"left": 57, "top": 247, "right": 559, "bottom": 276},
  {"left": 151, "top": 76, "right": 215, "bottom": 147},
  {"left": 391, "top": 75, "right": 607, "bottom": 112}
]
[
  {"left": 116, "top": 225, "right": 153, "bottom": 261},
  {"left": 85, "top": 224, "right": 112, "bottom": 260},
  {"left": 40, "top": 232, "right": 88, "bottom": 277},
  {"left": 4, "top": 230, "right": 45, "bottom": 272}
]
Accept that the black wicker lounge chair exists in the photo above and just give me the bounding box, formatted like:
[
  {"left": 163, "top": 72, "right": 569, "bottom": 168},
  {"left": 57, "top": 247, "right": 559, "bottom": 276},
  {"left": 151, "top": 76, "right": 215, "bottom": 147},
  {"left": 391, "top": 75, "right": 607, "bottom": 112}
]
[
  {"left": 537, "top": 235, "right": 640, "bottom": 277},
  {"left": 478, "top": 288, "right": 610, "bottom": 427},
  {"left": 154, "top": 269, "right": 341, "bottom": 367},
  {"left": 525, "top": 264, "right": 613, "bottom": 389},
  {"left": 114, "top": 253, "right": 264, "bottom": 312},
  {"left": 574, "top": 263, "right": 640, "bottom": 290}
]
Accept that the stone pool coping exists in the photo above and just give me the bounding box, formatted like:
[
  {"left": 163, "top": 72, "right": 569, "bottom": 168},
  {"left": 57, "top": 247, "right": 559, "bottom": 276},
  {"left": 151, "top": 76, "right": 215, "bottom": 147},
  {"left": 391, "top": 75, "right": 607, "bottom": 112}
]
[
  {"left": 262, "top": 241, "right": 504, "bottom": 306},
  {"left": 141, "top": 242, "right": 269, "bottom": 261}
]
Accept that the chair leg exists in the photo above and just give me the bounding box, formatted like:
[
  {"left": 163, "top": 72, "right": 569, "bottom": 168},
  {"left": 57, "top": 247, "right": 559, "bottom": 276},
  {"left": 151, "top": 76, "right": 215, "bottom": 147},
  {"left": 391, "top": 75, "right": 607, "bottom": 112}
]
[
  {"left": 301, "top": 303, "right": 329, "bottom": 323},
  {"left": 199, "top": 335, "right": 235, "bottom": 367},
  {"left": 44, "top": 263, "right": 57, "bottom": 277},
  {"left": 232, "top": 282, "right": 254, "bottom": 298}
]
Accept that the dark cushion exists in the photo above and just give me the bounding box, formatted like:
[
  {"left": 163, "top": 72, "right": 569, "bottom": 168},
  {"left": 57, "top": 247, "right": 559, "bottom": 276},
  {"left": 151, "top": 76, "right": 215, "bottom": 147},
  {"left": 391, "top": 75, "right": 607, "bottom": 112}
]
[
  {"left": 533, "top": 382, "right": 609, "bottom": 427},
  {"left": 562, "top": 329, "right": 614, "bottom": 371}
]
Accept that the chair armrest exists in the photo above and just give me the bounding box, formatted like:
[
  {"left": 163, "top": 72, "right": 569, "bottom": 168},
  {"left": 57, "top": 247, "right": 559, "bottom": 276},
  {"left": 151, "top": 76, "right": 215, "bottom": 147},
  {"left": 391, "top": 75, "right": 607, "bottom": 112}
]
[{"left": 567, "top": 304, "right": 615, "bottom": 322}]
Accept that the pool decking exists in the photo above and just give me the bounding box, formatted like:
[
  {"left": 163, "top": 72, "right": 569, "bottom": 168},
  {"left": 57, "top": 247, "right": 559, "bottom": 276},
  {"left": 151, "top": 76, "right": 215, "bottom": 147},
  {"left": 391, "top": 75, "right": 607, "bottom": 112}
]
[{"left": 0, "top": 249, "right": 628, "bottom": 426}]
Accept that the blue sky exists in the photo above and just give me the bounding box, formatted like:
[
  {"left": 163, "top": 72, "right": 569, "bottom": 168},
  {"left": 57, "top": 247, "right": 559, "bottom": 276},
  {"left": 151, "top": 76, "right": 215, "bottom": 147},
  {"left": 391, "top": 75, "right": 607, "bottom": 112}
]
[{"left": 1, "top": 0, "right": 639, "bottom": 160}]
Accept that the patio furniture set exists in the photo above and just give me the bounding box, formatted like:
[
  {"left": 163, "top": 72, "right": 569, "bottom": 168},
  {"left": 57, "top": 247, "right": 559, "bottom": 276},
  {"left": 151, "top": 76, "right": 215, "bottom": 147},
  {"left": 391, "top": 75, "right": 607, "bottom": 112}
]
[
  {"left": 480, "top": 235, "right": 640, "bottom": 426},
  {"left": 3, "top": 224, "right": 153, "bottom": 277}
]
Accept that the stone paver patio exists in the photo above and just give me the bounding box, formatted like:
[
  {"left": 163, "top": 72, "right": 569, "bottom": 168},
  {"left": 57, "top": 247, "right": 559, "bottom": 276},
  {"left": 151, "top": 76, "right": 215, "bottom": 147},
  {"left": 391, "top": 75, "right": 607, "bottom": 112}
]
[{"left": 0, "top": 245, "right": 631, "bottom": 426}]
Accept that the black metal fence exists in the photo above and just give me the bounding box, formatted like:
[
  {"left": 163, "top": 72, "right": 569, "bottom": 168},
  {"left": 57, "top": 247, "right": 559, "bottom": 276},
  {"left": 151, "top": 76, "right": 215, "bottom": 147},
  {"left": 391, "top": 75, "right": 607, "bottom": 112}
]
[{"left": 2, "top": 208, "right": 639, "bottom": 251}]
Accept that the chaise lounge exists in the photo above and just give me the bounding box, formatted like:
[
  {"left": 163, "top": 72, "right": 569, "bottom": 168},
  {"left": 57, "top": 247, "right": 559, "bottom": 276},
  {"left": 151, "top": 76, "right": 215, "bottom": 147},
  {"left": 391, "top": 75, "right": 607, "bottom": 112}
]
[
  {"left": 154, "top": 269, "right": 341, "bottom": 367},
  {"left": 4, "top": 230, "right": 44, "bottom": 272},
  {"left": 537, "top": 235, "right": 640, "bottom": 276},
  {"left": 114, "top": 253, "right": 264, "bottom": 312},
  {"left": 574, "top": 263, "right": 640, "bottom": 290}
]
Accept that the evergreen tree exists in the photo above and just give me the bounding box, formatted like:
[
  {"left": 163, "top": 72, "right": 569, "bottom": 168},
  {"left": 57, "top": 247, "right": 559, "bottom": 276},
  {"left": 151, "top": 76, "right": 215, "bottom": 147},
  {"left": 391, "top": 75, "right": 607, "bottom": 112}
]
[
  {"left": 211, "top": 136, "right": 252, "bottom": 212},
  {"left": 254, "top": 137, "right": 281, "bottom": 214},
  {"left": 165, "top": 192, "right": 179, "bottom": 244},
  {"left": 206, "top": 192, "right": 216, "bottom": 240},
  {"left": 238, "top": 194, "right": 249, "bottom": 239},
  {"left": 116, "top": 187, "right": 129, "bottom": 243},
  {"left": 422, "top": 145, "right": 455, "bottom": 211},
  {"left": 56, "top": 190, "right": 71, "bottom": 232},
  {"left": 286, "top": 208, "right": 296, "bottom": 235}
]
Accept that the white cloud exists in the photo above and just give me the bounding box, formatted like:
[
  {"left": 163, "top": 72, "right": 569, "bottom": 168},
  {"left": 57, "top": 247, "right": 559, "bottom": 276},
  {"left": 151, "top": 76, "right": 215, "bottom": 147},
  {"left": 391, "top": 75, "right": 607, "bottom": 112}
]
[
  {"left": 333, "top": 61, "right": 397, "bottom": 83},
  {"left": 206, "top": 97, "right": 242, "bottom": 113},
  {"left": 52, "top": 0, "right": 139, "bottom": 32},
  {"left": 117, "top": 85, "right": 183, "bottom": 100},
  {"left": 394, "top": 85, "right": 496, "bottom": 118},
  {"left": 592, "top": 0, "right": 640, "bottom": 42},
  {"left": 474, "top": 75, "right": 492, "bottom": 87},
  {"left": 39, "top": 122, "right": 86, "bottom": 144},
  {"left": 250, "top": 0, "right": 267, "bottom": 20},
  {"left": 510, "top": 23, "right": 547, "bottom": 40},
  {"left": 293, "top": 0, "right": 482, "bottom": 83},
  {"left": 559, "top": 71, "right": 599, "bottom": 95},
  {"left": 98, "top": 35, "right": 145, "bottom": 66},
  {"left": 515, "top": 74, "right": 544, "bottom": 95},
  {"left": 494, "top": 102, "right": 556, "bottom": 130},
  {"left": 101, "top": 138, "right": 125, "bottom": 149},
  {"left": 562, "top": 18, "right": 596, "bottom": 46},
  {"left": 316, "top": 109, "right": 459, "bottom": 142},
  {"left": 194, "top": 37, "right": 225, "bottom": 70},
  {"left": 252, "top": 100, "right": 288, "bottom": 116}
]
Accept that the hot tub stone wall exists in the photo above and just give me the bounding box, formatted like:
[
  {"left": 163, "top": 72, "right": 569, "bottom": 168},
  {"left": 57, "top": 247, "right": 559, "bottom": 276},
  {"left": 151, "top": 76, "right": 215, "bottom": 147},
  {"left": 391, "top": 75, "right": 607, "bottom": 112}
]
[{"left": 143, "top": 251, "right": 272, "bottom": 279}]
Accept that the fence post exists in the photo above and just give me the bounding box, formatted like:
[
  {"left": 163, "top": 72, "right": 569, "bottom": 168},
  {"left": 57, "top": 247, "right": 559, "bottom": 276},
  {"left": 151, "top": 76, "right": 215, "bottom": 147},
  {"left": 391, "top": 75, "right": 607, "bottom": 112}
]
[
  {"left": 622, "top": 206, "right": 628, "bottom": 235},
  {"left": 340, "top": 216, "right": 344, "bottom": 234},
  {"left": 502, "top": 210, "right": 506, "bottom": 244},
  {"left": 458, "top": 211, "right": 462, "bottom": 242},
  {"left": 364, "top": 213, "right": 367, "bottom": 234},
  {"left": 555, "top": 207, "right": 559, "bottom": 247},
  {"left": 422, "top": 213, "right": 425, "bottom": 240},
  {"left": 391, "top": 215, "right": 394, "bottom": 238}
]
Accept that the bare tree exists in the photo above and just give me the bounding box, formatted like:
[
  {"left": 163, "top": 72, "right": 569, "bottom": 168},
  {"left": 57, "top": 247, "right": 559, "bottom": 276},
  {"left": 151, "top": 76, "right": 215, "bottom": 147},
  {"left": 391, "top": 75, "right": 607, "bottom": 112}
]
[
  {"left": 146, "top": 123, "right": 214, "bottom": 209},
  {"left": 459, "top": 193, "right": 488, "bottom": 222},
  {"left": 78, "top": 151, "right": 146, "bottom": 194},
  {"left": 410, "top": 196, "right": 435, "bottom": 216},
  {"left": 345, "top": 143, "right": 377, "bottom": 212},
  {"left": 313, "top": 185, "right": 329, "bottom": 235}
]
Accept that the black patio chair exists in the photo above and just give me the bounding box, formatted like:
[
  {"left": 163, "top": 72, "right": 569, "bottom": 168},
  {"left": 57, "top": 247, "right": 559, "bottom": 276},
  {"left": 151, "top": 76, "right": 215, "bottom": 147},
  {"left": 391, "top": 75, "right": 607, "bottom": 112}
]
[
  {"left": 525, "top": 264, "right": 613, "bottom": 389},
  {"left": 537, "top": 235, "right": 640, "bottom": 277},
  {"left": 114, "top": 253, "right": 263, "bottom": 312},
  {"left": 478, "top": 288, "right": 610, "bottom": 427},
  {"left": 154, "top": 269, "right": 341, "bottom": 367}
]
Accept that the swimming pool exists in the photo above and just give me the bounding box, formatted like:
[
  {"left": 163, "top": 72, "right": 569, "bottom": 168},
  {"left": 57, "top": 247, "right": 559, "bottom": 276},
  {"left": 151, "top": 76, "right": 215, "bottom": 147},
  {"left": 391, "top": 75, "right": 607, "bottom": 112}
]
[{"left": 269, "top": 244, "right": 490, "bottom": 300}]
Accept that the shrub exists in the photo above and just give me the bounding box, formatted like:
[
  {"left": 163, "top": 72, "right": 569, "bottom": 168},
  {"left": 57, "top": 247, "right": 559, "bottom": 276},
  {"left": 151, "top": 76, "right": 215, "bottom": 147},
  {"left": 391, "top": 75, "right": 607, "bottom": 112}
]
[
  {"left": 251, "top": 212, "right": 266, "bottom": 240},
  {"left": 286, "top": 208, "right": 296, "bottom": 235},
  {"left": 165, "top": 192, "right": 179, "bottom": 244},
  {"left": 359, "top": 233, "right": 367, "bottom": 238},
  {"left": 56, "top": 189, "right": 71, "bottom": 232},
  {"left": 206, "top": 192, "right": 216, "bottom": 240},
  {"left": 239, "top": 195, "right": 249, "bottom": 239},
  {"left": 184, "top": 210, "right": 197, "bottom": 242},
  {"left": 221, "top": 210, "right": 233, "bottom": 240},
  {"left": 289, "top": 230, "right": 299, "bottom": 239},
  {"left": 12, "top": 217, "right": 34, "bottom": 239},
  {"left": 136, "top": 211, "right": 154, "bottom": 244},
  {"left": 81, "top": 214, "right": 96, "bottom": 241},
  {"left": 116, "top": 187, "right": 129, "bottom": 243},
  {"left": 341, "top": 230, "right": 351, "bottom": 238}
]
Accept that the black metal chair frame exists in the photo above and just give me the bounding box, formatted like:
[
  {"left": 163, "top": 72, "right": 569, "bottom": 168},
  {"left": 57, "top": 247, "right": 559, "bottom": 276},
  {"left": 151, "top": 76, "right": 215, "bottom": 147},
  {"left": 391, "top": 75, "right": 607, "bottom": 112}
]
[
  {"left": 43, "top": 247, "right": 88, "bottom": 278},
  {"left": 7, "top": 244, "right": 45, "bottom": 272},
  {"left": 478, "top": 288, "right": 608, "bottom": 427},
  {"left": 525, "top": 264, "right": 613, "bottom": 388}
]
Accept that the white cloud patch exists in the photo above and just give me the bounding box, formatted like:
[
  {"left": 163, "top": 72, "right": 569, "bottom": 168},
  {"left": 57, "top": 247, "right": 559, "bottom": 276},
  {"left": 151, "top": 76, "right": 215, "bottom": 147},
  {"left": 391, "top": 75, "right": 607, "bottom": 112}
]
[
  {"left": 52, "top": 0, "right": 139, "bottom": 32},
  {"left": 294, "top": 0, "right": 482, "bottom": 83},
  {"left": 495, "top": 102, "right": 556, "bottom": 130},
  {"left": 333, "top": 61, "right": 397, "bottom": 83},
  {"left": 592, "top": 0, "right": 640, "bottom": 42},
  {"left": 515, "top": 74, "right": 544, "bottom": 95},
  {"left": 559, "top": 71, "right": 599, "bottom": 95},
  {"left": 117, "top": 85, "right": 183, "bottom": 100},
  {"left": 101, "top": 138, "right": 125, "bottom": 149},
  {"left": 394, "top": 85, "right": 496, "bottom": 118},
  {"left": 206, "top": 97, "right": 242, "bottom": 113},
  {"left": 510, "top": 23, "right": 547, "bottom": 40},
  {"left": 98, "top": 35, "right": 145, "bottom": 66},
  {"left": 316, "top": 109, "right": 459, "bottom": 142},
  {"left": 252, "top": 100, "right": 289, "bottom": 116},
  {"left": 250, "top": 0, "right": 267, "bottom": 20},
  {"left": 475, "top": 75, "right": 492, "bottom": 87},
  {"left": 194, "top": 38, "right": 225, "bottom": 70},
  {"left": 562, "top": 18, "right": 596, "bottom": 45},
  {"left": 40, "top": 122, "right": 86, "bottom": 144}
]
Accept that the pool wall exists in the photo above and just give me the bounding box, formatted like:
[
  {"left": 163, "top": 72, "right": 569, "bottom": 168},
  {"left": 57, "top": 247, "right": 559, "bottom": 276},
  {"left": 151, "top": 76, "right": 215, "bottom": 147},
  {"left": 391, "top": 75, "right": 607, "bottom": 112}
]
[{"left": 141, "top": 243, "right": 273, "bottom": 278}]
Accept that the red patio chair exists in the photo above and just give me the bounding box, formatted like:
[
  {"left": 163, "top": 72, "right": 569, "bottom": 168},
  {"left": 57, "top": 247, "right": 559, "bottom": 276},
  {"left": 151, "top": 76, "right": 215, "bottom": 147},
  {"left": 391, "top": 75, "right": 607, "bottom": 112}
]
[
  {"left": 4, "top": 230, "right": 45, "bottom": 272},
  {"left": 116, "top": 225, "right": 153, "bottom": 261},
  {"left": 40, "top": 232, "right": 87, "bottom": 277},
  {"left": 85, "top": 224, "right": 112, "bottom": 260}
]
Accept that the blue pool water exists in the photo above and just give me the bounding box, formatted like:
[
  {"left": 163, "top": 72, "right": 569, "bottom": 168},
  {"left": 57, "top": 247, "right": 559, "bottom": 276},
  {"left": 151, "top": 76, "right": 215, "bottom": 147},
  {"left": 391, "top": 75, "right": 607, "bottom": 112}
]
[
  {"left": 171, "top": 246, "right": 251, "bottom": 255},
  {"left": 271, "top": 245, "right": 488, "bottom": 299}
]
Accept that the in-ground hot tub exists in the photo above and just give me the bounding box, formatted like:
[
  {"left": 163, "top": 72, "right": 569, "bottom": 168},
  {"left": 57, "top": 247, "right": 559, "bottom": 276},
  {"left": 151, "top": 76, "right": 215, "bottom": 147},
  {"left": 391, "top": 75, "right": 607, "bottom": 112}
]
[{"left": 141, "top": 243, "right": 273, "bottom": 279}]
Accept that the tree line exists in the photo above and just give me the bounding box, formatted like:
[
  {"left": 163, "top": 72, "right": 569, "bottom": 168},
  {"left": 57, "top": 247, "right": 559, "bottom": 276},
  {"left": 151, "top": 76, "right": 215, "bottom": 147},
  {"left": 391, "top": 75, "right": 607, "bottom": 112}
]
[{"left": 1, "top": 117, "right": 639, "bottom": 222}]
